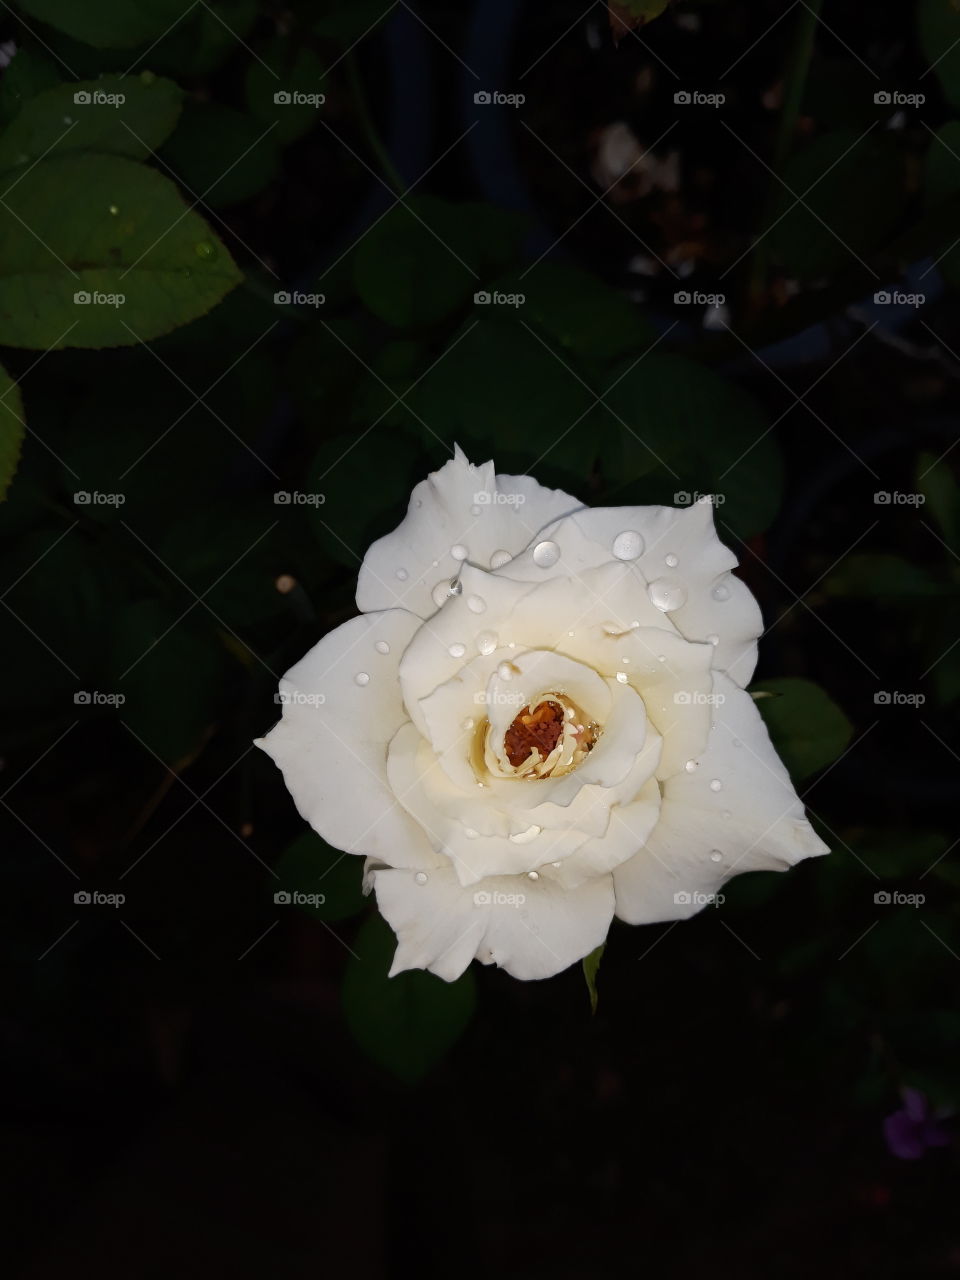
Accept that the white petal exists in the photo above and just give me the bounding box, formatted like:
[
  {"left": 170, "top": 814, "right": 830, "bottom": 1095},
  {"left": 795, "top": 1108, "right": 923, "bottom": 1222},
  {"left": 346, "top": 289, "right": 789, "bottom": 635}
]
[
  {"left": 613, "top": 672, "right": 829, "bottom": 924},
  {"left": 374, "top": 863, "right": 615, "bottom": 981},
  {"left": 546, "top": 775, "right": 662, "bottom": 889},
  {"left": 497, "top": 502, "right": 762, "bottom": 686},
  {"left": 356, "top": 446, "right": 580, "bottom": 619},
  {"left": 256, "top": 610, "right": 440, "bottom": 871}
]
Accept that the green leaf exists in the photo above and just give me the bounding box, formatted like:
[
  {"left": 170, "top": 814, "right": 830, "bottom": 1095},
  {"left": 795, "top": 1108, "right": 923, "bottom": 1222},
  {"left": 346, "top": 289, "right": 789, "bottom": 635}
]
[
  {"left": 160, "top": 102, "right": 281, "bottom": 210},
  {"left": 601, "top": 352, "right": 784, "bottom": 538},
  {"left": 494, "top": 263, "right": 656, "bottom": 366},
  {"left": 919, "top": 0, "right": 960, "bottom": 111},
  {"left": 768, "top": 130, "right": 906, "bottom": 280},
  {"left": 246, "top": 38, "right": 327, "bottom": 146},
  {"left": 821, "top": 552, "right": 951, "bottom": 598},
  {"left": 0, "top": 74, "right": 183, "bottom": 174},
  {"left": 917, "top": 450, "right": 959, "bottom": 548},
  {"left": 313, "top": 0, "right": 395, "bottom": 44},
  {"left": 17, "top": 0, "right": 196, "bottom": 49},
  {"left": 274, "top": 830, "right": 365, "bottom": 923},
  {"left": 355, "top": 198, "right": 479, "bottom": 329},
  {"left": 752, "top": 676, "right": 853, "bottom": 781},
  {"left": 0, "top": 361, "right": 24, "bottom": 499},
  {"left": 0, "top": 47, "right": 62, "bottom": 126},
  {"left": 0, "top": 152, "right": 241, "bottom": 348},
  {"left": 342, "top": 913, "right": 476, "bottom": 1083},
  {"left": 147, "top": 0, "right": 259, "bottom": 77},
  {"left": 582, "top": 943, "right": 604, "bottom": 1015}
]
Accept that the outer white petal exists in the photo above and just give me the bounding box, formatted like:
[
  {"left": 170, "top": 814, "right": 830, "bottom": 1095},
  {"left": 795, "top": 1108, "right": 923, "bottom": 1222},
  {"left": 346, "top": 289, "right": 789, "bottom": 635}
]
[
  {"left": 373, "top": 863, "right": 615, "bottom": 981},
  {"left": 496, "top": 501, "right": 763, "bottom": 686},
  {"left": 545, "top": 775, "right": 662, "bottom": 889},
  {"left": 613, "top": 672, "right": 829, "bottom": 924},
  {"left": 256, "top": 610, "right": 440, "bottom": 871},
  {"left": 355, "top": 446, "right": 581, "bottom": 619}
]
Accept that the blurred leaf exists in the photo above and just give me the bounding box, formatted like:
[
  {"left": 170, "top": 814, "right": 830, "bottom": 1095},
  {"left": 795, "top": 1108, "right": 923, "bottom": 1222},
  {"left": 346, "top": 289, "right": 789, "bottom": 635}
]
[
  {"left": 0, "top": 74, "right": 183, "bottom": 173},
  {"left": 342, "top": 912, "right": 476, "bottom": 1083},
  {"left": 608, "top": 0, "right": 672, "bottom": 39},
  {"left": 768, "top": 130, "right": 905, "bottom": 280},
  {"left": 275, "top": 829, "right": 365, "bottom": 922},
  {"left": 148, "top": 0, "right": 258, "bottom": 77},
  {"left": 919, "top": 0, "right": 960, "bottom": 111},
  {"left": 601, "top": 352, "right": 783, "bottom": 537},
  {"left": 0, "top": 152, "right": 241, "bottom": 348},
  {"left": 582, "top": 943, "right": 604, "bottom": 1014},
  {"left": 821, "top": 552, "right": 951, "bottom": 598},
  {"left": 161, "top": 102, "right": 281, "bottom": 209},
  {"left": 354, "top": 198, "right": 478, "bottom": 329},
  {"left": 246, "top": 37, "right": 326, "bottom": 146},
  {"left": 0, "top": 361, "right": 24, "bottom": 499},
  {"left": 18, "top": 0, "right": 195, "bottom": 48},
  {"left": 313, "top": 0, "right": 396, "bottom": 43},
  {"left": 493, "top": 263, "right": 656, "bottom": 366},
  {"left": 410, "top": 316, "right": 596, "bottom": 486},
  {"left": 0, "top": 47, "right": 62, "bottom": 125},
  {"left": 917, "top": 450, "right": 959, "bottom": 548},
  {"left": 923, "top": 122, "right": 960, "bottom": 286},
  {"left": 108, "top": 597, "right": 228, "bottom": 765},
  {"left": 752, "top": 676, "right": 853, "bottom": 781}
]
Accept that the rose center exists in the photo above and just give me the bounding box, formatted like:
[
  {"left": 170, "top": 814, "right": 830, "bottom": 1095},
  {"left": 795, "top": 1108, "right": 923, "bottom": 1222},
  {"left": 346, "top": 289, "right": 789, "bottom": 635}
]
[
  {"left": 492, "top": 693, "right": 600, "bottom": 780},
  {"left": 504, "top": 700, "right": 564, "bottom": 767}
]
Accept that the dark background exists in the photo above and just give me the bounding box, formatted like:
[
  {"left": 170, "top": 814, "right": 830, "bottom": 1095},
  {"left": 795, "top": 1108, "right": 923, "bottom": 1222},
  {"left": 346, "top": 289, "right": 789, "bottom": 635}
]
[{"left": 1, "top": 0, "right": 959, "bottom": 1275}]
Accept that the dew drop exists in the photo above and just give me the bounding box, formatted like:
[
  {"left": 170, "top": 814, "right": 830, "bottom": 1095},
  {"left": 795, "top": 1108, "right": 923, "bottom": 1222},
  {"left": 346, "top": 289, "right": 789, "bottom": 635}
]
[
  {"left": 665, "top": 553, "right": 679, "bottom": 568},
  {"left": 616, "top": 671, "right": 629, "bottom": 684},
  {"left": 374, "top": 640, "right": 390, "bottom": 655},
  {"left": 709, "top": 778, "right": 723, "bottom": 792},
  {"left": 354, "top": 672, "right": 370, "bottom": 686},
  {"left": 461, "top": 717, "right": 475, "bottom": 731},
  {"left": 467, "top": 594, "right": 486, "bottom": 614},
  {"left": 108, "top": 204, "right": 119, "bottom": 215},
  {"left": 414, "top": 498, "right": 423, "bottom": 508},
  {"left": 448, "top": 642, "right": 466, "bottom": 659},
  {"left": 684, "top": 759, "right": 698, "bottom": 772},
  {"left": 194, "top": 241, "right": 216, "bottom": 260},
  {"left": 414, "top": 871, "right": 428, "bottom": 885},
  {"left": 706, "top": 633, "right": 719, "bottom": 646},
  {"left": 510, "top": 825, "right": 542, "bottom": 845},
  {"left": 551, "top": 861, "right": 561, "bottom": 868},
  {"left": 476, "top": 630, "right": 498, "bottom": 656},
  {"left": 464, "top": 828, "right": 479, "bottom": 839},
  {"left": 448, "top": 578, "right": 463, "bottom": 596},
  {"left": 395, "top": 567, "right": 408, "bottom": 581},
  {"left": 533, "top": 539, "right": 560, "bottom": 568},
  {"left": 712, "top": 580, "right": 731, "bottom": 601},
  {"left": 432, "top": 582, "right": 450, "bottom": 608},
  {"left": 490, "top": 549, "right": 512, "bottom": 569},
  {"left": 451, "top": 543, "right": 468, "bottom": 561},
  {"left": 648, "top": 578, "right": 687, "bottom": 612},
  {"left": 612, "top": 530, "right": 644, "bottom": 561},
  {"left": 657, "top": 654, "right": 667, "bottom": 663},
  {"left": 709, "top": 850, "right": 723, "bottom": 863},
  {"left": 497, "top": 660, "right": 517, "bottom": 681},
  {"left": 527, "top": 870, "right": 540, "bottom": 880}
]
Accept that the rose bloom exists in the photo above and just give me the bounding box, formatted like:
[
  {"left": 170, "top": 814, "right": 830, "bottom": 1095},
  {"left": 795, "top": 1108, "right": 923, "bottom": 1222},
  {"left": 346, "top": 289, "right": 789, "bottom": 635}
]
[{"left": 258, "top": 449, "right": 827, "bottom": 981}]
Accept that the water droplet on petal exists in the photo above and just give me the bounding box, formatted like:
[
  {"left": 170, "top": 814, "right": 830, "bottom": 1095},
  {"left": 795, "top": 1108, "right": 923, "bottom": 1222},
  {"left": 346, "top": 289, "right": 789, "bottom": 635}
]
[
  {"left": 616, "top": 671, "right": 629, "bottom": 684},
  {"left": 707, "top": 633, "right": 719, "bottom": 646},
  {"left": 396, "top": 568, "right": 408, "bottom": 581},
  {"left": 464, "top": 828, "right": 478, "bottom": 839},
  {"left": 510, "top": 825, "right": 542, "bottom": 845},
  {"left": 432, "top": 582, "right": 450, "bottom": 608},
  {"left": 612, "top": 530, "right": 644, "bottom": 560},
  {"left": 648, "top": 578, "right": 687, "bottom": 611},
  {"left": 533, "top": 539, "right": 560, "bottom": 568},
  {"left": 467, "top": 594, "right": 486, "bottom": 613},
  {"left": 374, "top": 640, "right": 390, "bottom": 654},
  {"left": 710, "top": 850, "right": 723, "bottom": 863},
  {"left": 451, "top": 543, "right": 468, "bottom": 561},
  {"left": 490, "top": 549, "right": 512, "bottom": 569},
  {"left": 712, "top": 580, "right": 731, "bottom": 601},
  {"left": 657, "top": 654, "right": 666, "bottom": 662},
  {"left": 461, "top": 717, "right": 475, "bottom": 731},
  {"left": 476, "top": 630, "right": 498, "bottom": 656},
  {"left": 527, "top": 870, "right": 540, "bottom": 880},
  {"left": 448, "top": 642, "right": 466, "bottom": 659},
  {"left": 497, "top": 660, "right": 517, "bottom": 681},
  {"left": 665, "top": 553, "right": 679, "bottom": 568},
  {"left": 684, "top": 759, "right": 698, "bottom": 772},
  {"left": 354, "top": 672, "right": 370, "bottom": 686},
  {"left": 709, "top": 778, "right": 723, "bottom": 791},
  {"left": 551, "top": 861, "right": 561, "bottom": 868},
  {"left": 414, "top": 871, "right": 428, "bottom": 885}
]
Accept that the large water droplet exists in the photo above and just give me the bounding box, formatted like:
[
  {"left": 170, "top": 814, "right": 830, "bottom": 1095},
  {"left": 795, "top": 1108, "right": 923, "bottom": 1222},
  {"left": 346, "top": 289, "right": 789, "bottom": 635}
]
[
  {"left": 395, "top": 567, "right": 408, "bottom": 581},
  {"left": 374, "top": 640, "right": 390, "bottom": 654},
  {"left": 665, "top": 553, "right": 679, "bottom": 568},
  {"left": 490, "top": 549, "right": 512, "bottom": 569},
  {"left": 467, "top": 594, "right": 486, "bottom": 614},
  {"left": 709, "top": 778, "right": 723, "bottom": 792},
  {"left": 684, "top": 759, "right": 698, "bottom": 772},
  {"left": 706, "top": 632, "right": 719, "bottom": 646},
  {"left": 354, "top": 672, "right": 370, "bottom": 686},
  {"left": 461, "top": 717, "right": 475, "bottom": 731},
  {"left": 510, "top": 825, "right": 542, "bottom": 844},
  {"left": 709, "top": 850, "right": 723, "bottom": 863},
  {"left": 612, "top": 530, "right": 644, "bottom": 561},
  {"left": 527, "top": 869, "right": 540, "bottom": 880},
  {"left": 448, "top": 642, "right": 466, "bottom": 658},
  {"left": 616, "top": 671, "right": 629, "bottom": 684},
  {"left": 648, "top": 578, "right": 687, "bottom": 611},
  {"left": 414, "top": 871, "right": 428, "bottom": 885},
  {"left": 108, "top": 204, "right": 119, "bottom": 216},
  {"left": 532, "top": 540, "right": 560, "bottom": 568},
  {"left": 712, "top": 580, "right": 731, "bottom": 601},
  {"left": 497, "top": 661, "right": 517, "bottom": 681},
  {"left": 451, "top": 543, "right": 468, "bottom": 561},
  {"left": 476, "top": 630, "right": 498, "bottom": 656}
]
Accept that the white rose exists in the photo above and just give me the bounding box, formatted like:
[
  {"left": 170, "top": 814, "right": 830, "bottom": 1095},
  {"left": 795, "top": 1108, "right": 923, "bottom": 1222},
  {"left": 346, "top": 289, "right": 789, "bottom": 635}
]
[{"left": 258, "top": 448, "right": 827, "bottom": 981}]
